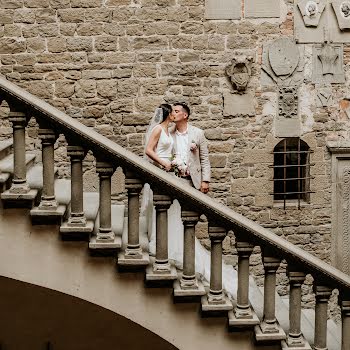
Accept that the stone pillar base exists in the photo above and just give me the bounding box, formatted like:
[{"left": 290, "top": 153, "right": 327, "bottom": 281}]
[
  {"left": 228, "top": 306, "right": 260, "bottom": 329},
  {"left": 173, "top": 278, "right": 206, "bottom": 298},
  {"left": 117, "top": 251, "right": 150, "bottom": 268},
  {"left": 281, "top": 337, "right": 312, "bottom": 350},
  {"left": 1, "top": 188, "right": 38, "bottom": 208},
  {"left": 30, "top": 204, "right": 66, "bottom": 225},
  {"left": 145, "top": 263, "right": 178, "bottom": 283},
  {"left": 254, "top": 321, "right": 286, "bottom": 342},
  {"left": 201, "top": 294, "right": 233, "bottom": 313},
  {"left": 59, "top": 220, "right": 94, "bottom": 241},
  {"left": 89, "top": 235, "right": 121, "bottom": 251}
]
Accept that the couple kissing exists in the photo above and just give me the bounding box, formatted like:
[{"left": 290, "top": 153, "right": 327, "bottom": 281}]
[{"left": 144, "top": 102, "right": 211, "bottom": 194}]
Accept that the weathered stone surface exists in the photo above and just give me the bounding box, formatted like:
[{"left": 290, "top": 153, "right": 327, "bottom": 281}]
[
  {"left": 71, "top": 0, "right": 102, "bottom": 7},
  {"left": 205, "top": 0, "right": 241, "bottom": 20},
  {"left": 0, "top": 9, "right": 14, "bottom": 24},
  {"left": 0, "top": 38, "right": 25, "bottom": 54},
  {"left": 67, "top": 37, "right": 93, "bottom": 52},
  {"left": 244, "top": 0, "right": 280, "bottom": 18},
  {"left": 58, "top": 9, "right": 85, "bottom": 23},
  {"left": 223, "top": 92, "right": 255, "bottom": 117}
]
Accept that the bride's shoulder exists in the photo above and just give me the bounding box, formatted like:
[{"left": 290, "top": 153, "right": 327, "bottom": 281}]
[{"left": 168, "top": 125, "right": 176, "bottom": 134}]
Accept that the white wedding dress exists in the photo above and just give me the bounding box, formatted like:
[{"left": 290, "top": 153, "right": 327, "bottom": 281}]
[{"left": 141, "top": 126, "right": 262, "bottom": 303}]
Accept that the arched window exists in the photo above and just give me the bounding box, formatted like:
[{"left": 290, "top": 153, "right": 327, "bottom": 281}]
[{"left": 273, "top": 138, "right": 313, "bottom": 207}]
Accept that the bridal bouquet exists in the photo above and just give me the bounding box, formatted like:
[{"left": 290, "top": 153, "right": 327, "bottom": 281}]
[{"left": 171, "top": 155, "right": 189, "bottom": 177}]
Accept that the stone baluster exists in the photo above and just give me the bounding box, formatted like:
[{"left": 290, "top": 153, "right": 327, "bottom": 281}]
[
  {"left": 60, "top": 145, "right": 92, "bottom": 239},
  {"left": 118, "top": 171, "right": 149, "bottom": 267},
  {"left": 281, "top": 269, "right": 311, "bottom": 350},
  {"left": 173, "top": 209, "right": 205, "bottom": 299},
  {"left": 146, "top": 192, "right": 177, "bottom": 283},
  {"left": 229, "top": 240, "right": 259, "bottom": 328},
  {"left": 340, "top": 296, "right": 350, "bottom": 350},
  {"left": 201, "top": 224, "right": 232, "bottom": 313},
  {"left": 255, "top": 252, "right": 286, "bottom": 341},
  {"left": 89, "top": 161, "right": 121, "bottom": 250},
  {"left": 314, "top": 285, "right": 332, "bottom": 350},
  {"left": 1, "top": 108, "right": 37, "bottom": 206},
  {"left": 30, "top": 128, "right": 65, "bottom": 223}
]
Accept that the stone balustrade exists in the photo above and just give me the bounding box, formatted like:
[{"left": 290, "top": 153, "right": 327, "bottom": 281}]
[{"left": 0, "top": 76, "right": 350, "bottom": 349}]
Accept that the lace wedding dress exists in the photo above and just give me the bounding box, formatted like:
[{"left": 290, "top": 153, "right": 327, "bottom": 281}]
[{"left": 141, "top": 125, "right": 261, "bottom": 302}]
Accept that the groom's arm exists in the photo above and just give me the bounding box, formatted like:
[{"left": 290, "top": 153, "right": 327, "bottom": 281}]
[{"left": 198, "top": 129, "right": 211, "bottom": 187}]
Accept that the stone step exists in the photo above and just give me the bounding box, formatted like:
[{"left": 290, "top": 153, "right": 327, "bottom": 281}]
[
  {"left": 89, "top": 203, "right": 125, "bottom": 254},
  {"left": 30, "top": 177, "right": 71, "bottom": 225},
  {"left": 0, "top": 151, "right": 36, "bottom": 193},
  {"left": 0, "top": 152, "right": 36, "bottom": 174},
  {"left": 27, "top": 164, "right": 58, "bottom": 190},
  {"left": 0, "top": 139, "right": 13, "bottom": 160}
]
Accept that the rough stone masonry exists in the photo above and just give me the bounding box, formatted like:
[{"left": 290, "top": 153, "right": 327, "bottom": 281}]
[{"left": 0, "top": 0, "right": 348, "bottom": 312}]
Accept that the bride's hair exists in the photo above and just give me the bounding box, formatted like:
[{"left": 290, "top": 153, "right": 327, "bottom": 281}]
[{"left": 159, "top": 103, "right": 172, "bottom": 122}]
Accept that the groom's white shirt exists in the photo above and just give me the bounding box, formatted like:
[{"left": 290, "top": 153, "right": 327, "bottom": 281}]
[{"left": 170, "top": 124, "right": 211, "bottom": 190}]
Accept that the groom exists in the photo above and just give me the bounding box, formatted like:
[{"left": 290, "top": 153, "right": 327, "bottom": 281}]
[{"left": 170, "top": 102, "right": 211, "bottom": 194}]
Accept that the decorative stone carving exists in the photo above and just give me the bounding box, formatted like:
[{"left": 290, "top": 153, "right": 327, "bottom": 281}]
[
  {"left": 275, "top": 86, "right": 301, "bottom": 137},
  {"left": 316, "top": 86, "right": 332, "bottom": 107},
  {"left": 279, "top": 86, "right": 298, "bottom": 118},
  {"left": 225, "top": 56, "right": 253, "bottom": 93},
  {"left": 244, "top": 0, "right": 280, "bottom": 18},
  {"left": 297, "top": 0, "right": 327, "bottom": 27},
  {"left": 312, "top": 44, "right": 345, "bottom": 83},
  {"left": 205, "top": 0, "right": 241, "bottom": 20},
  {"left": 332, "top": 0, "right": 350, "bottom": 30},
  {"left": 262, "top": 38, "right": 304, "bottom": 86}
]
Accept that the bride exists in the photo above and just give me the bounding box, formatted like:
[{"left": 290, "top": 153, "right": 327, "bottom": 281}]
[{"left": 142, "top": 105, "right": 260, "bottom": 302}]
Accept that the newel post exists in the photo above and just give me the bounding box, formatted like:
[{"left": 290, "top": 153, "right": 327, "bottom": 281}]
[
  {"left": 60, "top": 145, "right": 93, "bottom": 239},
  {"left": 229, "top": 239, "right": 259, "bottom": 328},
  {"left": 201, "top": 224, "right": 233, "bottom": 314},
  {"left": 281, "top": 269, "right": 311, "bottom": 350},
  {"left": 340, "top": 294, "right": 350, "bottom": 350},
  {"left": 1, "top": 107, "right": 37, "bottom": 206},
  {"left": 118, "top": 170, "right": 149, "bottom": 267},
  {"left": 173, "top": 209, "right": 205, "bottom": 299},
  {"left": 314, "top": 285, "right": 332, "bottom": 350},
  {"left": 30, "top": 127, "right": 65, "bottom": 223},
  {"left": 146, "top": 192, "right": 177, "bottom": 284},
  {"left": 89, "top": 161, "right": 121, "bottom": 250},
  {"left": 255, "top": 250, "right": 286, "bottom": 342}
]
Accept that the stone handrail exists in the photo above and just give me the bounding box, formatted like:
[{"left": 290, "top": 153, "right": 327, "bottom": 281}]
[{"left": 0, "top": 75, "right": 348, "bottom": 291}]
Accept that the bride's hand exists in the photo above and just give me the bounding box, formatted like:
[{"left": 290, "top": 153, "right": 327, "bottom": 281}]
[{"left": 162, "top": 160, "right": 172, "bottom": 172}]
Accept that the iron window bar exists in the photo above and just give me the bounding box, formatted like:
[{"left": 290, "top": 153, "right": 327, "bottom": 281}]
[{"left": 272, "top": 138, "right": 313, "bottom": 210}]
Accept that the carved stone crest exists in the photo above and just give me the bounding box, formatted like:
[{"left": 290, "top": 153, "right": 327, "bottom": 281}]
[
  {"left": 297, "top": 0, "right": 326, "bottom": 27},
  {"left": 332, "top": 0, "right": 350, "bottom": 30},
  {"left": 262, "top": 38, "right": 304, "bottom": 86},
  {"left": 225, "top": 56, "right": 253, "bottom": 93},
  {"left": 316, "top": 86, "right": 332, "bottom": 107},
  {"left": 312, "top": 44, "right": 345, "bottom": 83},
  {"left": 279, "top": 86, "right": 298, "bottom": 118}
]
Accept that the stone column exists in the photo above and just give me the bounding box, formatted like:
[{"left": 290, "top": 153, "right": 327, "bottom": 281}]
[
  {"left": 173, "top": 209, "right": 205, "bottom": 298},
  {"left": 340, "top": 297, "right": 350, "bottom": 350},
  {"left": 118, "top": 171, "right": 149, "bottom": 267},
  {"left": 201, "top": 224, "right": 232, "bottom": 313},
  {"left": 9, "top": 110, "right": 29, "bottom": 194},
  {"left": 281, "top": 270, "right": 311, "bottom": 349},
  {"left": 38, "top": 128, "right": 57, "bottom": 209},
  {"left": 314, "top": 285, "right": 332, "bottom": 350},
  {"left": 60, "top": 145, "right": 92, "bottom": 238},
  {"left": 1, "top": 109, "right": 37, "bottom": 206},
  {"left": 30, "top": 128, "right": 66, "bottom": 223},
  {"left": 229, "top": 240, "right": 259, "bottom": 328},
  {"left": 146, "top": 192, "right": 177, "bottom": 282},
  {"left": 255, "top": 253, "right": 286, "bottom": 342}
]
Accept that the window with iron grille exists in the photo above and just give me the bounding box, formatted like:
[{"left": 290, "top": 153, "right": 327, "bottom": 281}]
[{"left": 272, "top": 138, "right": 313, "bottom": 207}]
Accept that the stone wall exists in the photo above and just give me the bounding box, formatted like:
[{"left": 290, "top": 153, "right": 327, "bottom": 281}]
[{"left": 0, "top": 0, "right": 348, "bottom": 300}]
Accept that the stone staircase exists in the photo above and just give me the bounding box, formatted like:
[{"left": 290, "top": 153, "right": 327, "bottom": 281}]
[{"left": 0, "top": 76, "right": 349, "bottom": 350}]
